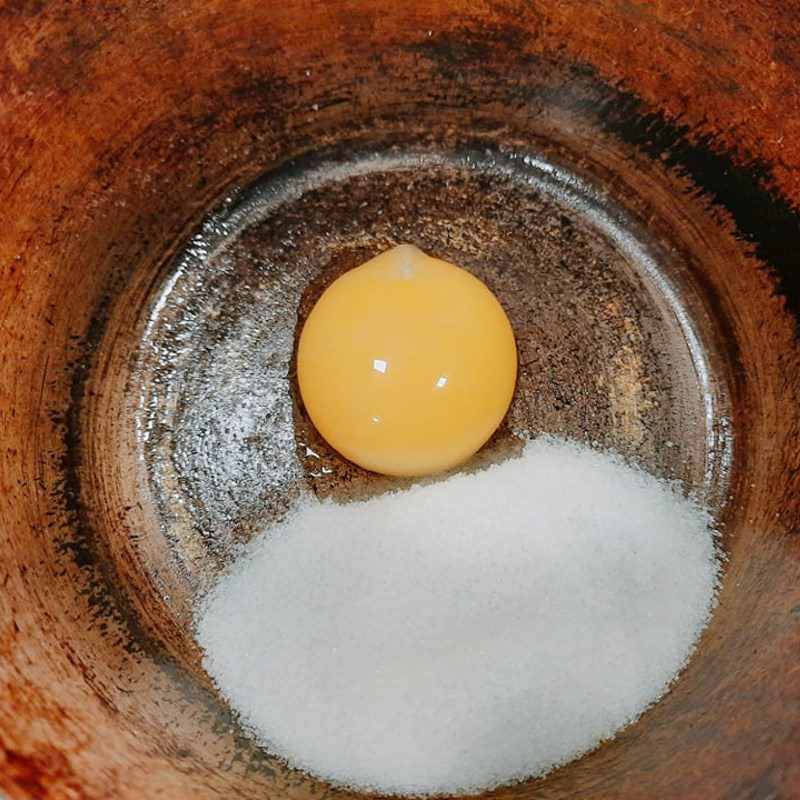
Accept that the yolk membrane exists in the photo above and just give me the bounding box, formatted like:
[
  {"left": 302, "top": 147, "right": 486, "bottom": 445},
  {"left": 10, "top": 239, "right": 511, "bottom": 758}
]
[{"left": 297, "top": 244, "right": 517, "bottom": 476}]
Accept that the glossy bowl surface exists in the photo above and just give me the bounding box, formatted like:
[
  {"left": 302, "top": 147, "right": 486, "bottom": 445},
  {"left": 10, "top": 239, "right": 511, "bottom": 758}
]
[{"left": 1, "top": 2, "right": 799, "bottom": 798}]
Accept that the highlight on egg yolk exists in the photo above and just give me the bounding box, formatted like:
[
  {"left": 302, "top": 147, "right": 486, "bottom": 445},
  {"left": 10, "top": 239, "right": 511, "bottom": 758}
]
[{"left": 297, "top": 244, "right": 518, "bottom": 476}]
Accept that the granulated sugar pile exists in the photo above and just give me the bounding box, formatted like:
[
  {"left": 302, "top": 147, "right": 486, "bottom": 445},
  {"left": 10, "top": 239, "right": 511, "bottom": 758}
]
[{"left": 196, "top": 437, "right": 719, "bottom": 796}]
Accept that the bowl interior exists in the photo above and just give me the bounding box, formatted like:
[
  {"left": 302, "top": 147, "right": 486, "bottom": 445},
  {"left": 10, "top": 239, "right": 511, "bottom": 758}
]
[{"left": 1, "top": 2, "right": 800, "bottom": 798}]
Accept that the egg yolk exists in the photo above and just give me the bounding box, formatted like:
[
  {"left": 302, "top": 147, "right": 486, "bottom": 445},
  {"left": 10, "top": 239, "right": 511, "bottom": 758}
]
[{"left": 297, "top": 244, "right": 517, "bottom": 476}]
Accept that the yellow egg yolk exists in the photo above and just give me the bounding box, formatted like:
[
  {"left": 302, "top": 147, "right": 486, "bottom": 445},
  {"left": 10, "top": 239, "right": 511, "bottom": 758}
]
[{"left": 297, "top": 244, "right": 517, "bottom": 476}]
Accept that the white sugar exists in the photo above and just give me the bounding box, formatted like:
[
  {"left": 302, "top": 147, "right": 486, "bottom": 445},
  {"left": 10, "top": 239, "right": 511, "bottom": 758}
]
[{"left": 196, "top": 437, "right": 719, "bottom": 796}]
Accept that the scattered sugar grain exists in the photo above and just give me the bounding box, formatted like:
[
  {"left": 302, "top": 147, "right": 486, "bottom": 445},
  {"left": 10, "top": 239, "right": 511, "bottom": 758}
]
[{"left": 196, "top": 437, "right": 719, "bottom": 796}]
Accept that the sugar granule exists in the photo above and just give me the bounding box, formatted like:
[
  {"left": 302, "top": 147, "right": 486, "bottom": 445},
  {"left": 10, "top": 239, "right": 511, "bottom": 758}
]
[{"left": 196, "top": 437, "right": 719, "bottom": 796}]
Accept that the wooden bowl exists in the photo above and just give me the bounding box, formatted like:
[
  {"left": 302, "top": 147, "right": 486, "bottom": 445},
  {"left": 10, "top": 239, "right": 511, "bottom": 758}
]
[{"left": 1, "top": 2, "right": 799, "bottom": 798}]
